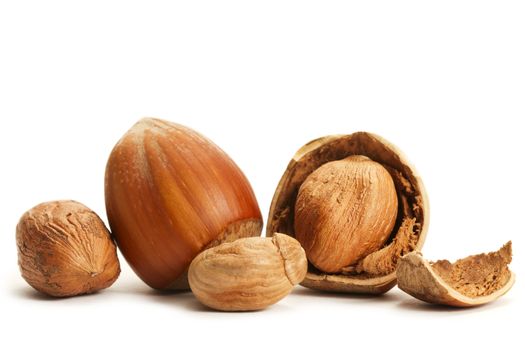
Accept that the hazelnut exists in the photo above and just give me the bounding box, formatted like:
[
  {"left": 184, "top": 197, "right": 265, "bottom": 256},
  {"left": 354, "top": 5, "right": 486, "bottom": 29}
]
[
  {"left": 267, "top": 132, "right": 429, "bottom": 294},
  {"left": 105, "top": 118, "right": 263, "bottom": 290},
  {"left": 295, "top": 155, "right": 398, "bottom": 273},
  {"left": 397, "top": 242, "right": 515, "bottom": 307},
  {"left": 188, "top": 233, "right": 307, "bottom": 311},
  {"left": 16, "top": 200, "right": 120, "bottom": 297}
]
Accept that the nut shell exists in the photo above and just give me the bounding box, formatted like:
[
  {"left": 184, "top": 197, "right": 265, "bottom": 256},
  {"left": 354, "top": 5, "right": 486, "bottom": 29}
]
[
  {"left": 267, "top": 132, "right": 429, "bottom": 294},
  {"left": 188, "top": 233, "right": 307, "bottom": 311},
  {"left": 105, "top": 118, "right": 263, "bottom": 290},
  {"left": 16, "top": 200, "right": 120, "bottom": 297},
  {"left": 397, "top": 242, "right": 514, "bottom": 307}
]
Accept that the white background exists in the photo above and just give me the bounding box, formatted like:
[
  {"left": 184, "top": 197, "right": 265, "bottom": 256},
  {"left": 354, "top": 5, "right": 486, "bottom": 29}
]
[{"left": 1, "top": 1, "right": 524, "bottom": 349}]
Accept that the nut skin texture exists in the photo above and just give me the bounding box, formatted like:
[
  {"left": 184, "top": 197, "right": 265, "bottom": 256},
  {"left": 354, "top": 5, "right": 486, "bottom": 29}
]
[
  {"left": 295, "top": 155, "right": 398, "bottom": 273},
  {"left": 188, "top": 233, "right": 307, "bottom": 311},
  {"left": 105, "top": 118, "right": 263, "bottom": 290},
  {"left": 16, "top": 200, "right": 120, "bottom": 297}
]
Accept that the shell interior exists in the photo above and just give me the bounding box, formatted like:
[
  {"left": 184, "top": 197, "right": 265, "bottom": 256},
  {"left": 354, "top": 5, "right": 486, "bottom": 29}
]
[
  {"left": 397, "top": 242, "right": 514, "bottom": 307},
  {"left": 431, "top": 242, "right": 513, "bottom": 298}
]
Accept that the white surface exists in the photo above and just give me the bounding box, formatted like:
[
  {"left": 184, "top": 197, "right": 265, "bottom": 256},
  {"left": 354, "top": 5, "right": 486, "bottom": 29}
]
[{"left": 1, "top": 1, "right": 524, "bottom": 349}]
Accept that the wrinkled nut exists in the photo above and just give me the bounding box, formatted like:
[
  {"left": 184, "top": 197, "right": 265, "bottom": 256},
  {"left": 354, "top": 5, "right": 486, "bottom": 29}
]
[
  {"left": 397, "top": 242, "right": 515, "bottom": 307},
  {"left": 188, "top": 233, "right": 307, "bottom": 311},
  {"left": 105, "top": 118, "right": 262, "bottom": 290},
  {"left": 295, "top": 155, "right": 398, "bottom": 273},
  {"left": 16, "top": 200, "right": 120, "bottom": 297},
  {"left": 267, "top": 132, "right": 429, "bottom": 294}
]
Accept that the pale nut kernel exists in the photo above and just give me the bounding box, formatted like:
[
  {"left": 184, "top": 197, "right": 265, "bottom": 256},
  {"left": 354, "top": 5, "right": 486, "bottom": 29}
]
[
  {"left": 294, "top": 155, "right": 398, "bottom": 273},
  {"left": 188, "top": 233, "right": 307, "bottom": 311}
]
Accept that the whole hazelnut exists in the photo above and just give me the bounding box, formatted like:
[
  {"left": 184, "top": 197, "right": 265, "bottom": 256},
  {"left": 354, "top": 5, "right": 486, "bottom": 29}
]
[
  {"left": 105, "top": 118, "right": 263, "bottom": 290},
  {"left": 294, "top": 155, "right": 398, "bottom": 273},
  {"left": 16, "top": 200, "right": 120, "bottom": 297},
  {"left": 189, "top": 233, "right": 307, "bottom": 311}
]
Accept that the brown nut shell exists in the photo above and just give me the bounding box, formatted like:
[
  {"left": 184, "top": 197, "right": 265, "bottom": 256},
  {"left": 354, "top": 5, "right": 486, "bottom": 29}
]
[
  {"left": 105, "top": 118, "right": 263, "bottom": 290},
  {"left": 267, "top": 132, "right": 429, "bottom": 294},
  {"left": 397, "top": 242, "right": 514, "bottom": 307},
  {"left": 16, "top": 200, "right": 120, "bottom": 297},
  {"left": 188, "top": 233, "right": 307, "bottom": 311}
]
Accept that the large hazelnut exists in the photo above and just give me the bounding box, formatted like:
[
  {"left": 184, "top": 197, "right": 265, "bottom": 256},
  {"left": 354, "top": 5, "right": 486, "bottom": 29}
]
[
  {"left": 16, "top": 200, "right": 120, "bottom": 297},
  {"left": 105, "top": 118, "right": 263, "bottom": 290},
  {"left": 267, "top": 132, "right": 429, "bottom": 294}
]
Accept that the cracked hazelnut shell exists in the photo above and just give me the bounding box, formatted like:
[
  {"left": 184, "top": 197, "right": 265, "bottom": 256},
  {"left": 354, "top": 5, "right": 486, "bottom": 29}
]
[
  {"left": 105, "top": 118, "right": 263, "bottom": 290},
  {"left": 267, "top": 132, "right": 429, "bottom": 294},
  {"left": 397, "top": 242, "right": 514, "bottom": 307},
  {"left": 16, "top": 200, "right": 120, "bottom": 297}
]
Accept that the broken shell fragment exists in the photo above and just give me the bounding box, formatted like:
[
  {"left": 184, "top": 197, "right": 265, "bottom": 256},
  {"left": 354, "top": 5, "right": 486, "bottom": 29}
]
[{"left": 397, "top": 242, "right": 515, "bottom": 307}]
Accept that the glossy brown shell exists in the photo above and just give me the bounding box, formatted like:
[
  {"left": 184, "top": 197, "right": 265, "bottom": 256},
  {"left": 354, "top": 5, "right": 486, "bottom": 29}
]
[
  {"left": 105, "top": 118, "right": 263, "bottom": 290},
  {"left": 267, "top": 132, "right": 429, "bottom": 294}
]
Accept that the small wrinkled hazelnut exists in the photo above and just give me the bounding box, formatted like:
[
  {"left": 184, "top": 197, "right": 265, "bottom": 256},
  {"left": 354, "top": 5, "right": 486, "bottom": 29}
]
[{"left": 16, "top": 200, "right": 120, "bottom": 297}]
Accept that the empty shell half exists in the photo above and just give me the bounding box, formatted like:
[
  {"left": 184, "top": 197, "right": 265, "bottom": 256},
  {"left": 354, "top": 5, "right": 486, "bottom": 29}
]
[{"left": 397, "top": 242, "right": 515, "bottom": 307}]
